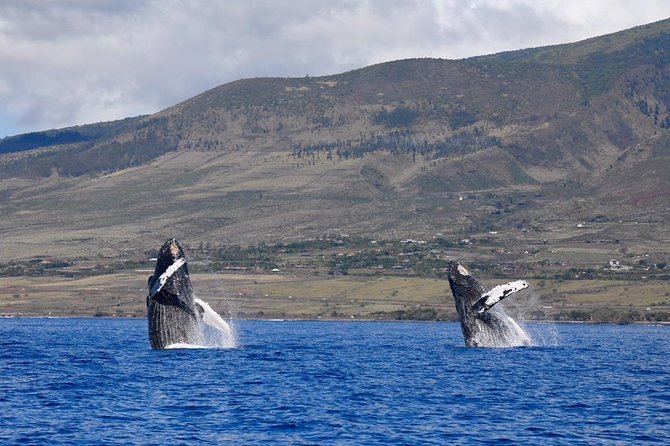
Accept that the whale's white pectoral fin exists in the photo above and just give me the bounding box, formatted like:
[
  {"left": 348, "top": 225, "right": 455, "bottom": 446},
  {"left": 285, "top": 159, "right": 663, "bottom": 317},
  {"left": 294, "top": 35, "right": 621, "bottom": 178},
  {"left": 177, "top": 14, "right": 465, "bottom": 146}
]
[
  {"left": 472, "top": 280, "right": 529, "bottom": 315},
  {"left": 194, "top": 297, "right": 233, "bottom": 338}
]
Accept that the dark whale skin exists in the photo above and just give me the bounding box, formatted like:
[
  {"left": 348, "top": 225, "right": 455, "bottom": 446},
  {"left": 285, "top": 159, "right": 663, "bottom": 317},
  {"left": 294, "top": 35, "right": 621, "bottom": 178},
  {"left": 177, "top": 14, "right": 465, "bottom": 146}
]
[
  {"left": 146, "top": 238, "right": 201, "bottom": 349},
  {"left": 447, "top": 261, "right": 532, "bottom": 348}
]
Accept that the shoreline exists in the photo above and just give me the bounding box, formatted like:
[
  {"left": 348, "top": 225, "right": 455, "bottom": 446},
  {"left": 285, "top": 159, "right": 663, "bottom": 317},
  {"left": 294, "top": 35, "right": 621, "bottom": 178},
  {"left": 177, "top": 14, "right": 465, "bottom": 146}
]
[{"left": 2, "top": 313, "right": 669, "bottom": 326}]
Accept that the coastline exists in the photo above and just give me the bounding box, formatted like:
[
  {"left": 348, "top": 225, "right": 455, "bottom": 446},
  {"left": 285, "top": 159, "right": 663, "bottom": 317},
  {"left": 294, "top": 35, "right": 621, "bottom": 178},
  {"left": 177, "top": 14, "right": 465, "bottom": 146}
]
[{"left": 2, "top": 313, "right": 668, "bottom": 326}]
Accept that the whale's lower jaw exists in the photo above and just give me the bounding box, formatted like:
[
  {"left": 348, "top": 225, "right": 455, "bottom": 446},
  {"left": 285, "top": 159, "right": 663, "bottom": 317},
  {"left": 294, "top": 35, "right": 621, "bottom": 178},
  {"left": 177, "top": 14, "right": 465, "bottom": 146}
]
[{"left": 147, "top": 301, "right": 200, "bottom": 349}]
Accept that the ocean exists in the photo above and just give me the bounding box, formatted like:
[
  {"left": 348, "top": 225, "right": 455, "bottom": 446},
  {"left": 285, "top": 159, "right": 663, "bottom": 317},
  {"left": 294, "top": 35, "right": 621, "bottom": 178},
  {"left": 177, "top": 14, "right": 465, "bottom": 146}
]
[{"left": 1, "top": 318, "right": 668, "bottom": 445}]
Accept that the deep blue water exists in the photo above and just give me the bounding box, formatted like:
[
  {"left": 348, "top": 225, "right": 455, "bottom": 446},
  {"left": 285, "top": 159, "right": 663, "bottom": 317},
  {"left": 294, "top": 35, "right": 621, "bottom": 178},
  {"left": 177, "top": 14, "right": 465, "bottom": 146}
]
[{"left": 0, "top": 319, "right": 668, "bottom": 445}]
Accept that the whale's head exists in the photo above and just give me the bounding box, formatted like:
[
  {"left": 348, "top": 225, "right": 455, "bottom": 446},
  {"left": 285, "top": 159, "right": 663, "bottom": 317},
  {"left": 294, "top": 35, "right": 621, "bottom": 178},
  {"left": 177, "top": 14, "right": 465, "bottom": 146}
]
[
  {"left": 148, "top": 238, "right": 192, "bottom": 305},
  {"left": 154, "top": 238, "right": 185, "bottom": 275},
  {"left": 446, "top": 261, "right": 487, "bottom": 309}
]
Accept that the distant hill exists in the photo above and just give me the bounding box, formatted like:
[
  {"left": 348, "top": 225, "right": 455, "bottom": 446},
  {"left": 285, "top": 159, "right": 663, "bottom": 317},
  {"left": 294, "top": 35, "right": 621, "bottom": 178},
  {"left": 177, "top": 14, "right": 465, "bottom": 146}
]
[{"left": 0, "top": 19, "right": 669, "bottom": 261}]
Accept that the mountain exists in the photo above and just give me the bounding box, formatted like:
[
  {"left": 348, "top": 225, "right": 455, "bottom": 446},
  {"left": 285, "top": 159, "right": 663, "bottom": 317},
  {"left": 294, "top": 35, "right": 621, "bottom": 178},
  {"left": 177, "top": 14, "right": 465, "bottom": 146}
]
[{"left": 1, "top": 19, "right": 669, "bottom": 262}]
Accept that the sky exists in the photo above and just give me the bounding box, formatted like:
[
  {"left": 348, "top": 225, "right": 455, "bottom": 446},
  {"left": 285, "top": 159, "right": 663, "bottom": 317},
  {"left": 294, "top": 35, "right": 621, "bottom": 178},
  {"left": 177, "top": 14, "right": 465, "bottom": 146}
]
[{"left": 1, "top": 0, "right": 669, "bottom": 138}]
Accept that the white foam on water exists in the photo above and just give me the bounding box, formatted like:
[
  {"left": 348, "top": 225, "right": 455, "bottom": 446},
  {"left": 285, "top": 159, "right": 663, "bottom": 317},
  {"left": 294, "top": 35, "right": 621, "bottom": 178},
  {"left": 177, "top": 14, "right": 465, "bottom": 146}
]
[{"left": 164, "top": 342, "right": 208, "bottom": 349}]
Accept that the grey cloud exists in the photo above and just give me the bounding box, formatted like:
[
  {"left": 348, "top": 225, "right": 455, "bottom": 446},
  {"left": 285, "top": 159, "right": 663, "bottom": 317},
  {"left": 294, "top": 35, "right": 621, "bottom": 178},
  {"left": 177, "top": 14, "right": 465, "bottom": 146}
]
[{"left": 0, "top": 0, "right": 669, "bottom": 136}]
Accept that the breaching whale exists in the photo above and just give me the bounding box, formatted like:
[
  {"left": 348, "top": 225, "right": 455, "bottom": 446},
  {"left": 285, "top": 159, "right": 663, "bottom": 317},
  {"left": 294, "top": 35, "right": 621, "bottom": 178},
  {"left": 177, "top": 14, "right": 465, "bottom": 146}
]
[
  {"left": 447, "top": 261, "right": 532, "bottom": 348},
  {"left": 146, "top": 238, "right": 233, "bottom": 349}
]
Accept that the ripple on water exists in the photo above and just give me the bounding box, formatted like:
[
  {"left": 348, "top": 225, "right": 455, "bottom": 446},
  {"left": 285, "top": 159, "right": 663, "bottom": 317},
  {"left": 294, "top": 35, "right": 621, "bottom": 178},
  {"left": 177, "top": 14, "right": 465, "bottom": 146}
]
[{"left": 0, "top": 319, "right": 669, "bottom": 445}]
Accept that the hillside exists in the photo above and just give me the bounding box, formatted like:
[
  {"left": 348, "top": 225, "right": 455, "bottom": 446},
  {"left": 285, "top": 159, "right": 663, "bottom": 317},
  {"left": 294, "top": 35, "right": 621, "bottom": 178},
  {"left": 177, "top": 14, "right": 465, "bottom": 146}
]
[{"left": 0, "top": 18, "right": 669, "bottom": 269}]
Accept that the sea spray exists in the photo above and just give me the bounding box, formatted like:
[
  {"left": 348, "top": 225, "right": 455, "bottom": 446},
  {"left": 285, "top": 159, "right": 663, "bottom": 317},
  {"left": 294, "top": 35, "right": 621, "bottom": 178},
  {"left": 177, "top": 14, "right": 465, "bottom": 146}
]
[
  {"left": 195, "top": 297, "right": 237, "bottom": 348},
  {"left": 164, "top": 299, "right": 237, "bottom": 349},
  {"left": 502, "top": 290, "right": 560, "bottom": 347}
]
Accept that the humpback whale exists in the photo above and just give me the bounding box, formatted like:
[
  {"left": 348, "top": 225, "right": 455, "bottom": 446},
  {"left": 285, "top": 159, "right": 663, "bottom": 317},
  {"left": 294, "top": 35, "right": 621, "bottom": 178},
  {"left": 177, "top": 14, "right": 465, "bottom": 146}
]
[
  {"left": 447, "top": 261, "right": 532, "bottom": 348},
  {"left": 146, "top": 238, "right": 234, "bottom": 349}
]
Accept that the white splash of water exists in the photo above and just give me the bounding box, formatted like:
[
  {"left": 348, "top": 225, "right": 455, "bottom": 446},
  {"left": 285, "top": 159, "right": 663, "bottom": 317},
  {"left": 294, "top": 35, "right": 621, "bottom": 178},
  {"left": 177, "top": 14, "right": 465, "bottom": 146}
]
[
  {"left": 165, "top": 342, "right": 207, "bottom": 350},
  {"left": 471, "top": 304, "right": 534, "bottom": 348},
  {"left": 503, "top": 289, "right": 560, "bottom": 347},
  {"left": 529, "top": 323, "right": 560, "bottom": 347},
  {"left": 163, "top": 297, "right": 237, "bottom": 350},
  {"left": 194, "top": 297, "right": 237, "bottom": 349}
]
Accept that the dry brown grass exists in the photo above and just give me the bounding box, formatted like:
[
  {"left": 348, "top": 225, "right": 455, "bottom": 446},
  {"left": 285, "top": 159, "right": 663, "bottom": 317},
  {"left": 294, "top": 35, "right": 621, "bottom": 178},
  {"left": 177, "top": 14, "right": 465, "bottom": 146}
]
[{"left": 1, "top": 270, "right": 667, "bottom": 319}]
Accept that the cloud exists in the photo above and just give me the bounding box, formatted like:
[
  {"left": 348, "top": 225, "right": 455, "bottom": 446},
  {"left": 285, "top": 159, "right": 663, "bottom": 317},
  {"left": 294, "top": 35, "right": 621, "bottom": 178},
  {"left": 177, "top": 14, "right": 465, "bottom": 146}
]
[{"left": 0, "top": 0, "right": 669, "bottom": 136}]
